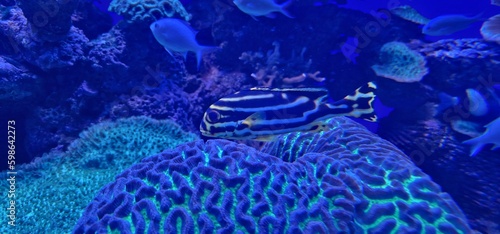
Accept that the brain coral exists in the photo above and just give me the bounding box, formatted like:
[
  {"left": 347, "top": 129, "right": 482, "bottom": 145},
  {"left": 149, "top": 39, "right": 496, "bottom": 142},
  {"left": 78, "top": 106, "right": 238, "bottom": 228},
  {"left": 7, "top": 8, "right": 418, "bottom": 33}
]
[
  {"left": 108, "top": 0, "right": 191, "bottom": 22},
  {"left": 371, "top": 41, "right": 429, "bottom": 83},
  {"left": 377, "top": 116, "right": 500, "bottom": 233},
  {"left": 74, "top": 117, "right": 471, "bottom": 233}
]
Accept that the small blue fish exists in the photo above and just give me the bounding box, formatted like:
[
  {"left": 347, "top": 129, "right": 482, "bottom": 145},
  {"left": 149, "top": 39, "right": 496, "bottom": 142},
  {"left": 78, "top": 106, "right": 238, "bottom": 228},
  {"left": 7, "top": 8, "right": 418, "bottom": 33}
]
[
  {"left": 434, "top": 92, "right": 459, "bottom": 116},
  {"left": 466, "top": 88, "right": 488, "bottom": 116},
  {"left": 150, "top": 18, "right": 218, "bottom": 69},
  {"left": 422, "top": 14, "right": 483, "bottom": 36},
  {"left": 463, "top": 116, "right": 500, "bottom": 156},
  {"left": 233, "top": 0, "right": 293, "bottom": 19},
  {"left": 481, "top": 14, "right": 500, "bottom": 43}
]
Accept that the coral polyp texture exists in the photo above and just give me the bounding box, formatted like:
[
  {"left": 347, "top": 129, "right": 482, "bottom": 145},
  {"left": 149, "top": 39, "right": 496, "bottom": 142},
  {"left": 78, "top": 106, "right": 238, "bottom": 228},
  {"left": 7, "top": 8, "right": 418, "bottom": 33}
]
[
  {"left": 371, "top": 41, "right": 429, "bottom": 83},
  {"left": 0, "top": 116, "right": 197, "bottom": 234},
  {"left": 108, "top": 0, "right": 191, "bottom": 22},
  {"left": 74, "top": 117, "right": 471, "bottom": 233},
  {"left": 66, "top": 116, "right": 198, "bottom": 169},
  {"left": 390, "top": 5, "right": 430, "bottom": 25}
]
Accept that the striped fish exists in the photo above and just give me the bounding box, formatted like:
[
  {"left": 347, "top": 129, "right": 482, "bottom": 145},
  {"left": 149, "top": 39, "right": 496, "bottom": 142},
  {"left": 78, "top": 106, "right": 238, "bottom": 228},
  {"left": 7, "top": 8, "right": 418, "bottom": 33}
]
[{"left": 200, "top": 82, "right": 377, "bottom": 141}]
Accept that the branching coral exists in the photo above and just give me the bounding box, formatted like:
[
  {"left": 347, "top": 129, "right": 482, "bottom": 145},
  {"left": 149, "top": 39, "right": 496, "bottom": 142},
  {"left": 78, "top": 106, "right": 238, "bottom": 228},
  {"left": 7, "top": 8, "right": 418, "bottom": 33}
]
[{"left": 239, "top": 41, "right": 315, "bottom": 87}]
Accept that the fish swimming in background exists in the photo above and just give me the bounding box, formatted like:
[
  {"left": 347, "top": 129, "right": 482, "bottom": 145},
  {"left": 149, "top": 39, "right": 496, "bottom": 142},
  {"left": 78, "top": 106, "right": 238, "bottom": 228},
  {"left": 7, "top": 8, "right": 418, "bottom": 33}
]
[
  {"left": 466, "top": 88, "right": 488, "bottom": 116},
  {"left": 150, "top": 18, "right": 218, "bottom": 69},
  {"left": 200, "top": 82, "right": 377, "bottom": 140},
  {"left": 422, "top": 13, "right": 483, "bottom": 36},
  {"left": 433, "top": 92, "right": 459, "bottom": 116},
  {"left": 233, "top": 0, "right": 293, "bottom": 19},
  {"left": 463, "top": 116, "right": 500, "bottom": 156},
  {"left": 481, "top": 14, "right": 500, "bottom": 43}
]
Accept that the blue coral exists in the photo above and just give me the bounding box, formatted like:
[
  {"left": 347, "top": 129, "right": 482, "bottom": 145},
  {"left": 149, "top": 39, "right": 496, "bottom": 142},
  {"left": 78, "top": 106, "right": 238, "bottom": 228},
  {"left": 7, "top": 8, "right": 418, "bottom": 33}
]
[
  {"left": 108, "top": 0, "right": 191, "bottom": 22},
  {"left": 0, "top": 116, "right": 197, "bottom": 234},
  {"left": 371, "top": 41, "right": 429, "bottom": 83},
  {"left": 74, "top": 117, "right": 471, "bottom": 233}
]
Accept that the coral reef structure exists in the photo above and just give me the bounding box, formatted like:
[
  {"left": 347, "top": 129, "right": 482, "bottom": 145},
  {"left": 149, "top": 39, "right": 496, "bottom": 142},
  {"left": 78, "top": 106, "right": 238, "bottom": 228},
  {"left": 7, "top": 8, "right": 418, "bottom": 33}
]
[
  {"left": 378, "top": 113, "right": 500, "bottom": 233},
  {"left": 371, "top": 41, "right": 429, "bottom": 83},
  {"left": 65, "top": 116, "right": 198, "bottom": 169},
  {"left": 0, "top": 116, "right": 196, "bottom": 234},
  {"left": 16, "top": 0, "right": 79, "bottom": 41},
  {"left": 0, "top": 5, "right": 89, "bottom": 71},
  {"left": 0, "top": 56, "right": 40, "bottom": 114},
  {"left": 74, "top": 117, "right": 471, "bottom": 233},
  {"left": 108, "top": 0, "right": 191, "bottom": 22},
  {"left": 390, "top": 5, "right": 431, "bottom": 25},
  {"left": 409, "top": 39, "right": 499, "bottom": 93}
]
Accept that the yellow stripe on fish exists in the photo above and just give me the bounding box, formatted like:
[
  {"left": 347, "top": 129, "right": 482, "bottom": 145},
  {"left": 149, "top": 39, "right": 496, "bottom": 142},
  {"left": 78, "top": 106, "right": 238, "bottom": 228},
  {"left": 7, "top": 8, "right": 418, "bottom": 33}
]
[{"left": 200, "top": 82, "right": 377, "bottom": 141}]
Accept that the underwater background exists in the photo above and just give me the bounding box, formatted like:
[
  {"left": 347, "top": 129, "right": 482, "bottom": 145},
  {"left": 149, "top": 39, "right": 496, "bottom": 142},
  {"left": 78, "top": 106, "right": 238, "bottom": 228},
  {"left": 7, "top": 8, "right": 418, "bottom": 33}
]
[{"left": 0, "top": 0, "right": 499, "bottom": 233}]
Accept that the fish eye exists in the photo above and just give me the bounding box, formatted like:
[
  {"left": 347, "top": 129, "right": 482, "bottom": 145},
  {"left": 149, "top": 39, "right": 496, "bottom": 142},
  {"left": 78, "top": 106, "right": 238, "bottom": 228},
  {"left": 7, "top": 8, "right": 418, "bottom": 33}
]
[
  {"left": 206, "top": 110, "right": 220, "bottom": 123},
  {"left": 154, "top": 23, "right": 159, "bottom": 29}
]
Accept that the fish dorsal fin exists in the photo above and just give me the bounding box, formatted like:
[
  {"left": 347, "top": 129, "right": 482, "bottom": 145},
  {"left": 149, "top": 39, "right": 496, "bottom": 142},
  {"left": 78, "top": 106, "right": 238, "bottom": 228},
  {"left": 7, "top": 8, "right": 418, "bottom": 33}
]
[
  {"left": 243, "top": 112, "right": 266, "bottom": 126},
  {"left": 174, "top": 18, "right": 198, "bottom": 34}
]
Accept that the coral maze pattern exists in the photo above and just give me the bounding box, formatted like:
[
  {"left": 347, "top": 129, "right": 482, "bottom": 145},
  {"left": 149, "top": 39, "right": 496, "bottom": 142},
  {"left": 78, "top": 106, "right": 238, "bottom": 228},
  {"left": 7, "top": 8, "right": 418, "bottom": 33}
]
[{"left": 74, "top": 118, "right": 471, "bottom": 233}]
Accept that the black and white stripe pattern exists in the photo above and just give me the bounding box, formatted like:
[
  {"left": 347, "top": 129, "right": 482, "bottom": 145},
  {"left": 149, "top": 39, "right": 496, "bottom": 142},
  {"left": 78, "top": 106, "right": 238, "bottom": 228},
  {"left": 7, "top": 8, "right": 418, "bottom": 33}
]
[{"left": 200, "top": 82, "right": 377, "bottom": 140}]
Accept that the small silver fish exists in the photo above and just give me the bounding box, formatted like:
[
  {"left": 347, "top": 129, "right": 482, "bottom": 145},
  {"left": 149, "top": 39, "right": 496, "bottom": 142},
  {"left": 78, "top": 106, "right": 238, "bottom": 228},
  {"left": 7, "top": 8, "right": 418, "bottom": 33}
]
[
  {"left": 200, "top": 82, "right": 377, "bottom": 141},
  {"left": 233, "top": 0, "right": 293, "bottom": 19},
  {"left": 422, "top": 14, "right": 483, "bottom": 36},
  {"left": 150, "top": 18, "right": 218, "bottom": 69}
]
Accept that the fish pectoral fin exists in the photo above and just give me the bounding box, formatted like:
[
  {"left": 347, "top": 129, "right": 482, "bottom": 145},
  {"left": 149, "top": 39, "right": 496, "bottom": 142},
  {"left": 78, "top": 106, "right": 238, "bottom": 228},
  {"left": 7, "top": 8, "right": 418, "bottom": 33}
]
[
  {"left": 164, "top": 47, "right": 174, "bottom": 57},
  {"left": 309, "top": 122, "right": 331, "bottom": 133},
  {"left": 243, "top": 112, "right": 266, "bottom": 126},
  {"left": 253, "top": 135, "right": 276, "bottom": 142}
]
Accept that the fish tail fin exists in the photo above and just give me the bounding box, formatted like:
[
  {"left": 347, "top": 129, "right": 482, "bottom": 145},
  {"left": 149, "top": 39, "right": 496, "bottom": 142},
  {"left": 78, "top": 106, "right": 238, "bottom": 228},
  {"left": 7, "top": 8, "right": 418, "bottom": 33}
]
[
  {"left": 463, "top": 137, "right": 485, "bottom": 156},
  {"left": 328, "top": 82, "right": 377, "bottom": 122},
  {"left": 279, "top": 0, "right": 294, "bottom": 18},
  {"left": 196, "top": 46, "right": 220, "bottom": 70},
  {"left": 473, "top": 11, "right": 485, "bottom": 21}
]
